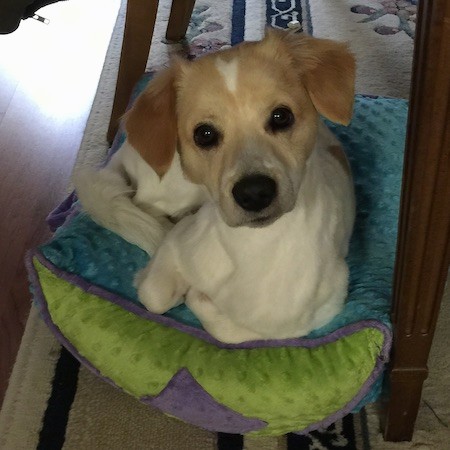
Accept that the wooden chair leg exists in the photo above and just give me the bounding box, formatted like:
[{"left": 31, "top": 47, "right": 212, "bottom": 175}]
[
  {"left": 107, "top": 0, "right": 160, "bottom": 144},
  {"left": 382, "top": 0, "right": 450, "bottom": 442},
  {"left": 166, "top": 0, "right": 196, "bottom": 42}
]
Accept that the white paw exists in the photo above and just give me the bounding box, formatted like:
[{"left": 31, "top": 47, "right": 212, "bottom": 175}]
[{"left": 135, "top": 263, "right": 186, "bottom": 314}]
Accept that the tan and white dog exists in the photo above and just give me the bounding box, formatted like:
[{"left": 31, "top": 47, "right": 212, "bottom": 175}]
[{"left": 128, "top": 29, "right": 356, "bottom": 343}]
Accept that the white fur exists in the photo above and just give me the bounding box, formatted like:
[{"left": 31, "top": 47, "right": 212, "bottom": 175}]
[
  {"left": 215, "top": 58, "right": 239, "bottom": 93},
  {"left": 137, "top": 123, "right": 355, "bottom": 343},
  {"left": 74, "top": 140, "right": 207, "bottom": 254}
]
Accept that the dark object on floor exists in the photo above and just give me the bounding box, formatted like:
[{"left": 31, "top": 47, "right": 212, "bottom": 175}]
[{"left": 0, "top": 0, "right": 67, "bottom": 34}]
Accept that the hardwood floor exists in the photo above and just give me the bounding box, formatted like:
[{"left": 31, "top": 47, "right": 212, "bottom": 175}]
[{"left": 0, "top": 0, "right": 120, "bottom": 407}]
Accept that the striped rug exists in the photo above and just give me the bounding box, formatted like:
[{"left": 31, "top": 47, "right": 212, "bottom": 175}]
[{"left": 0, "top": 0, "right": 423, "bottom": 449}]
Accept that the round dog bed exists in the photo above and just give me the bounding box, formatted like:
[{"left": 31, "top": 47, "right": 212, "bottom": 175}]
[{"left": 27, "top": 78, "right": 406, "bottom": 436}]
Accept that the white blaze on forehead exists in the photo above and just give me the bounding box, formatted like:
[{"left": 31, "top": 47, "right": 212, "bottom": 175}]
[{"left": 215, "top": 58, "right": 238, "bottom": 93}]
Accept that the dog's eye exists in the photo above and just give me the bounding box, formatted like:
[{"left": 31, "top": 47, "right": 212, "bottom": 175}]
[
  {"left": 269, "top": 107, "right": 294, "bottom": 132},
  {"left": 193, "top": 124, "right": 220, "bottom": 149}
]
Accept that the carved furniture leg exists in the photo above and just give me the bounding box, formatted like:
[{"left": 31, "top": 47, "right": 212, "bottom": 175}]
[{"left": 383, "top": 0, "right": 450, "bottom": 441}]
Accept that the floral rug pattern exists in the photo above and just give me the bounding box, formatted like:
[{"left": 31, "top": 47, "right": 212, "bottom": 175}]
[
  {"left": 351, "top": 0, "right": 417, "bottom": 38},
  {"left": 186, "top": 3, "right": 229, "bottom": 58}
]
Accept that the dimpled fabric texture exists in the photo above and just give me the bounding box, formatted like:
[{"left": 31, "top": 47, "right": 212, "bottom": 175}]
[
  {"left": 32, "top": 258, "right": 385, "bottom": 436},
  {"left": 29, "top": 93, "right": 407, "bottom": 435}
]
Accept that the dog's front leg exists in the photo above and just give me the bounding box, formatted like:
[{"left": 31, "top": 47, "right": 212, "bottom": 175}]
[
  {"left": 135, "top": 243, "right": 188, "bottom": 314},
  {"left": 186, "top": 289, "right": 264, "bottom": 344}
]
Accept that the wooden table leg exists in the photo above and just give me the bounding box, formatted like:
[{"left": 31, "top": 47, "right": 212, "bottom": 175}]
[
  {"left": 107, "top": 0, "right": 160, "bottom": 143},
  {"left": 166, "top": 0, "right": 195, "bottom": 42},
  {"left": 382, "top": 0, "right": 450, "bottom": 441}
]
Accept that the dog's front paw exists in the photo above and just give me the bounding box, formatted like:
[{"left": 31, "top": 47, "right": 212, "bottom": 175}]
[{"left": 135, "top": 263, "right": 186, "bottom": 314}]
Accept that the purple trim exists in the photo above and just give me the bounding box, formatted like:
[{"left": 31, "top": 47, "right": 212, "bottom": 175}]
[
  {"left": 46, "top": 192, "right": 79, "bottom": 232},
  {"left": 30, "top": 250, "right": 392, "bottom": 352},
  {"left": 27, "top": 250, "right": 392, "bottom": 435},
  {"left": 141, "top": 368, "right": 266, "bottom": 433}
]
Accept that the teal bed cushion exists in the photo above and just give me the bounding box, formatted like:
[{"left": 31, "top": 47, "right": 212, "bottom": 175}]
[{"left": 28, "top": 77, "right": 406, "bottom": 435}]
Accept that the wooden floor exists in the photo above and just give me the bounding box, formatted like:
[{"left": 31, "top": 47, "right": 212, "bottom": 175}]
[{"left": 0, "top": 0, "right": 120, "bottom": 407}]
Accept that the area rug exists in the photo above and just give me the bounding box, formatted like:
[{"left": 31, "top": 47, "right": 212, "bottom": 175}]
[
  {"left": 307, "top": 0, "right": 416, "bottom": 98},
  {"left": 2, "top": 0, "right": 448, "bottom": 449}
]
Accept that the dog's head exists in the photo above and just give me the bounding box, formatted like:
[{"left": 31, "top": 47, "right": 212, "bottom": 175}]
[{"left": 125, "top": 29, "right": 355, "bottom": 227}]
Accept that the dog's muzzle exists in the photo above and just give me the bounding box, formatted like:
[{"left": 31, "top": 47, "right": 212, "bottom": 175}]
[{"left": 232, "top": 174, "right": 277, "bottom": 212}]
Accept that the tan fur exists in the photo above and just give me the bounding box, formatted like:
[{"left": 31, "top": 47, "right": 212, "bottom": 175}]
[
  {"left": 124, "top": 66, "right": 179, "bottom": 177},
  {"left": 176, "top": 44, "right": 318, "bottom": 195},
  {"left": 175, "top": 32, "right": 355, "bottom": 224},
  {"left": 124, "top": 29, "right": 355, "bottom": 193},
  {"left": 259, "top": 29, "right": 356, "bottom": 125}
]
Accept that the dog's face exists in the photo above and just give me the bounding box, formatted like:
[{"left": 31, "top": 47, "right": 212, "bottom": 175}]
[
  {"left": 176, "top": 49, "right": 319, "bottom": 227},
  {"left": 125, "top": 30, "right": 355, "bottom": 227}
]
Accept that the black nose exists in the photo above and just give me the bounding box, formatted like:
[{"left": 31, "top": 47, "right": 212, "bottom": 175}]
[{"left": 232, "top": 175, "right": 277, "bottom": 212}]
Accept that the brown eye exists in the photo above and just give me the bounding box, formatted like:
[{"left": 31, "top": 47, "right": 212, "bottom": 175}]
[
  {"left": 269, "top": 107, "right": 294, "bottom": 132},
  {"left": 193, "top": 124, "right": 220, "bottom": 149}
]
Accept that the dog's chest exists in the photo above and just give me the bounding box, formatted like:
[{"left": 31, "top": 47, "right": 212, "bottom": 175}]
[
  {"left": 186, "top": 200, "right": 339, "bottom": 295},
  {"left": 183, "top": 206, "right": 346, "bottom": 337}
]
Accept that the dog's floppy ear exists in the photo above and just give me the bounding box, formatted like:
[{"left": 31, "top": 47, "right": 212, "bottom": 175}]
[
  {"left": 298, "top": 36, "right": 355, "bottom": 125},
  {"left": 262, "top": 29, "right": 356, "bottom": 125},
  {"left": 124, "top": 65, "right": 179, "bottom": 177}
]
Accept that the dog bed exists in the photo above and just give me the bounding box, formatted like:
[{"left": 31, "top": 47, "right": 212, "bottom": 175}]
[{"left": 27, "top": 74, "right": 406, "bottom": 436}]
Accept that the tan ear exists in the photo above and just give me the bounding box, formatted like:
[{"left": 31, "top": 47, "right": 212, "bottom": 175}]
[
  {"left": 262, "top": 29, "right": 356, "bottom": 125},
  {"left": 124, "top": 66, "right": 178, "bottom": 177},
  {"left": 299, "top": 37, "right": 355, "bottom": 125}
]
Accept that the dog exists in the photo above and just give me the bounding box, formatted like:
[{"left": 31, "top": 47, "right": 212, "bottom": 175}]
[{"left": 132, "top": 29, "right": 356, "bottom": 343}]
